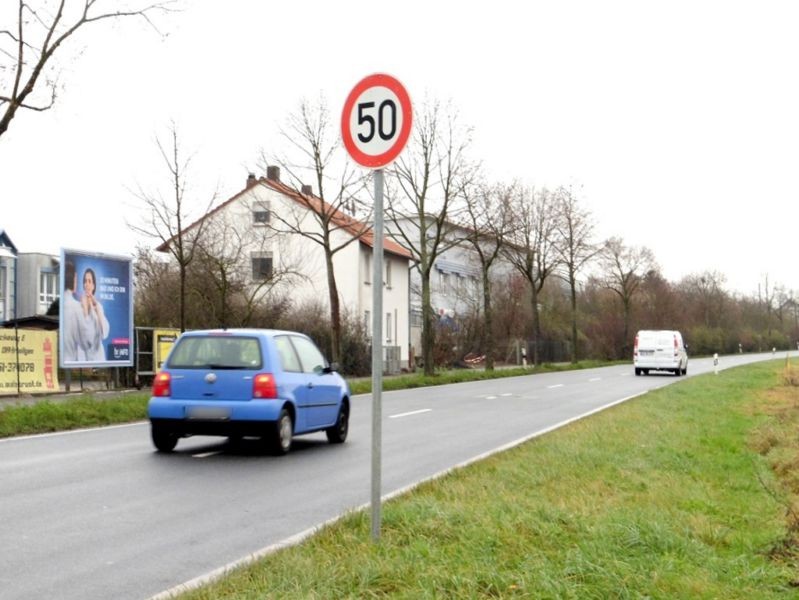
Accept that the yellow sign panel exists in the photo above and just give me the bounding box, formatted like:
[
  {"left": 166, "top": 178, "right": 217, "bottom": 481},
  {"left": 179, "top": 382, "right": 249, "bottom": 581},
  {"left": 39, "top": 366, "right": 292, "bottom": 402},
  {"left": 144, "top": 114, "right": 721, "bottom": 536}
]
[
  {"left": 0, "top": 329, "right": 60, "bottom": 395},
  {"left": 154, "top": 329, "right": 180, "bottom": 371}
]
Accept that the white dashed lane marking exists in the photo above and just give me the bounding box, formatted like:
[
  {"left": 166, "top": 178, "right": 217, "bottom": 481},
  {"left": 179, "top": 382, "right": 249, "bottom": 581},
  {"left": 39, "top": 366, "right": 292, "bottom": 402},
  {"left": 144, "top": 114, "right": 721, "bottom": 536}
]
[{"left": 389, "top": 408, "right": 433, "bottom": 419}]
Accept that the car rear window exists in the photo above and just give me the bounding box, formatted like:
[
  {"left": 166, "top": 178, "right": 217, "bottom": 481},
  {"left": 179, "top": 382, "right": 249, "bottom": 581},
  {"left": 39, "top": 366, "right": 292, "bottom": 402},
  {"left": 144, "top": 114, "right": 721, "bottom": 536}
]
[{"left": 166, "top": 336, "right": 263, "bottom": 370}]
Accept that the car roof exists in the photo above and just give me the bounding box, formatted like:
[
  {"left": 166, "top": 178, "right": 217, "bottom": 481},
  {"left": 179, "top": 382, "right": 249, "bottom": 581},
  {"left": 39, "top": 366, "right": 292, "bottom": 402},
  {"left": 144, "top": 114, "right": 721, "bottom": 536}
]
[{"left": 178, "top": 329, "right": 307, "bottom": 338}]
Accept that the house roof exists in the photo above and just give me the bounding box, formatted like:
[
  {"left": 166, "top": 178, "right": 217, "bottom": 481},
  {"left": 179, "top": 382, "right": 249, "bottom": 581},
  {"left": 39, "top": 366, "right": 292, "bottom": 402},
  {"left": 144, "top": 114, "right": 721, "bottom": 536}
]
[{"left": 156, "top": 175, "right": 413, "bottom": 261}]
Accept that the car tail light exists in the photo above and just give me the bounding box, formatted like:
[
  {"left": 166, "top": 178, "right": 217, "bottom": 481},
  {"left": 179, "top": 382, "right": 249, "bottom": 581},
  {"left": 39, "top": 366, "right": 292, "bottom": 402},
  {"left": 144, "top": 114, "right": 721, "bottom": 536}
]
[
  {"left": 253, "top": 373, "right": 278, "bottom": 399},
  {"left": 153, "top": 372, "right": 171, "bottom": 397}
]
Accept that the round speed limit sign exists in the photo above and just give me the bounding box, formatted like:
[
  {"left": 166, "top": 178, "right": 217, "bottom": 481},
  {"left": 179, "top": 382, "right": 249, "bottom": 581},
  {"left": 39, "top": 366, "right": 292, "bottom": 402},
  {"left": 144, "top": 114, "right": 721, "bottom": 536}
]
[{"left": 341, "top": 73, "right": 412, "bottom": 169}]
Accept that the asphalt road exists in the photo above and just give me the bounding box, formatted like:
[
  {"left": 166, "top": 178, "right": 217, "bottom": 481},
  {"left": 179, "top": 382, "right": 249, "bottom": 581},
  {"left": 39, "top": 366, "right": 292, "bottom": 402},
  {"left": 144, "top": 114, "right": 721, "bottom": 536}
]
[{"left": 0, "top": 352, "right": 785, "bottom": 600}]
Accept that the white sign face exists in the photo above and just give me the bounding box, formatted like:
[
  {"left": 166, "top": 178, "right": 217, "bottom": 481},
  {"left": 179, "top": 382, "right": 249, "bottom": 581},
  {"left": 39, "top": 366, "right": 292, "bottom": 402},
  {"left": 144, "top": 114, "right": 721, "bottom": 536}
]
[
  {"left": 347, "top": 85, "right": 405, "bottom": 157},
  {"left": 341, "top": 73, "right": 412, "bottom": 169}
]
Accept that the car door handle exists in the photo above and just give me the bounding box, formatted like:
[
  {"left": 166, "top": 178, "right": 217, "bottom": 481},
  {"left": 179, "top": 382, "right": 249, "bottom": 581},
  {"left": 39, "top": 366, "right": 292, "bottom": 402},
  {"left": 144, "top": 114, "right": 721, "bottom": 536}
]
[{"left": 307, "top": 383, "right": 314, "bottom": 389}]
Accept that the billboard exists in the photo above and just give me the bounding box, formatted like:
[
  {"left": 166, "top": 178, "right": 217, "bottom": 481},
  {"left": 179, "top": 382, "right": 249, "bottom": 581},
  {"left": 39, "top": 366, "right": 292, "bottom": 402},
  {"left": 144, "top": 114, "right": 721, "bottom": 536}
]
[
  {"left": 0, "top": 329, "right": 59, "bottom": 395},
  {"left": 59, "top": 249, "right": 134, "bottom": 368},
  {"left": 154, "top": 328, "right": 180, "bottom": 371}
]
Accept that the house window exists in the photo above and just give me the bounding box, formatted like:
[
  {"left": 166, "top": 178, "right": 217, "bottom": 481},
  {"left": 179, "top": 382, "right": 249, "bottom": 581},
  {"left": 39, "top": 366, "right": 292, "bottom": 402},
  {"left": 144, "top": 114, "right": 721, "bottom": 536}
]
[
  {"left": 251, "top": 252, "right": 273, "bottom": 281},
  {"left": 386, "top": 312, "right": 392, "bottom": 344},
  {"left": 39, "top": 270, "right": 58, "bottom": 314},
  {"left": 364, "top": 253, "right": 371, "bottom": 284},
  {"left": 385, "top": 260, "right": 392, "bottom": 289},
  {"left": 253, "top": 201, "right": 270, "bottom": 226}
]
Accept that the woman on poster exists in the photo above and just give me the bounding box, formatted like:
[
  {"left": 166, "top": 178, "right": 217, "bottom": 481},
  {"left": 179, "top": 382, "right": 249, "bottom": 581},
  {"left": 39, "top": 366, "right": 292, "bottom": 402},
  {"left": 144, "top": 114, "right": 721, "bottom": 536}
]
[{"left": 80, "top": 268, "right": 110, "bottom": 362}]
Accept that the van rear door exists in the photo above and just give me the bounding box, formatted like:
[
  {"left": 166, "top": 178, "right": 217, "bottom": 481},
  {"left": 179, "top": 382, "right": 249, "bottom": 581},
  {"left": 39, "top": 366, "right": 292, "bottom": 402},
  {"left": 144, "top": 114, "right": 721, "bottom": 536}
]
[{"left": 637, "top": 331, "right": 676, "bottom": 369}]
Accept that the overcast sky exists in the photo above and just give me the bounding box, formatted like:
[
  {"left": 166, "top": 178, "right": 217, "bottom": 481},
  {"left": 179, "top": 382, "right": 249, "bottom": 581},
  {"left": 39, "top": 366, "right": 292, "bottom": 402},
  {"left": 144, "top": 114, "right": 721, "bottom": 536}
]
[{"left": 1, "top": 1, "right": 797, "bottom": 296}]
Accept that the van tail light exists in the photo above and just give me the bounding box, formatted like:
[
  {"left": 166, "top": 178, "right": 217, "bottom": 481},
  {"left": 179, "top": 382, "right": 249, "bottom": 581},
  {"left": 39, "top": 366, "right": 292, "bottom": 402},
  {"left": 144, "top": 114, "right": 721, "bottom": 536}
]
[
  {"left": 253, "top": 373, "right": 278, "bottom": 399},
  {"left": 674, "top": 335, "right": 679, "bottom": 357},
  {"left": 633, "top": 334, "right": 639, "bottom": 357},
  {"left": 153, "top": 372, "right": 171, "bottom": 397}
]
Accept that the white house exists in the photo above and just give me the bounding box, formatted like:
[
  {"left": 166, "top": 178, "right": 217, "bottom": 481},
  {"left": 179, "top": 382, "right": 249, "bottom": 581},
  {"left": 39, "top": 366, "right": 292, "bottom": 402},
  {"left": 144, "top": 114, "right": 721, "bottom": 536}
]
[{"left": 158, "top": 167, "right": 414, "bottom": 370}]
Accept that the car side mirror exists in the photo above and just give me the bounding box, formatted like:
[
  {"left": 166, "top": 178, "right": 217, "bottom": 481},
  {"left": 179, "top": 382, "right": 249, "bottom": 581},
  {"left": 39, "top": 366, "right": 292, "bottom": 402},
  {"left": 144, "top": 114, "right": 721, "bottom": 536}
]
[{"left": 324, "top": 362, "right": 340, "bottom": 374}]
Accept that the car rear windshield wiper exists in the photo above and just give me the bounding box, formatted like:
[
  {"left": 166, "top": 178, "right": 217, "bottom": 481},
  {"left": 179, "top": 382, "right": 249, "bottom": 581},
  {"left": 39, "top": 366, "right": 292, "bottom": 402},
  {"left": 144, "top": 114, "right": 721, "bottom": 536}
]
[{"left": 206, "top": 363, "right": 244, "bottom": 370}]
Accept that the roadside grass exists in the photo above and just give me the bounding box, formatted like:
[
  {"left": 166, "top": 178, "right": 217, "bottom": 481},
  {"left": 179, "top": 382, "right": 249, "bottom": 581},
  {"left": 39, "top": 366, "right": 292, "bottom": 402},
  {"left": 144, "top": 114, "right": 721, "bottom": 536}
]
[
  {"left": 348, "top": 360, "right": 618, "bottom": 395},
  {"left": 0, "top": 361, "right": 616, "bottom": 438},
  {"left": 0, "top": 393, "right": 149, "bottom": 438},
  {"left": 174, "top": 360, "right": 799, "bottom": 599}
]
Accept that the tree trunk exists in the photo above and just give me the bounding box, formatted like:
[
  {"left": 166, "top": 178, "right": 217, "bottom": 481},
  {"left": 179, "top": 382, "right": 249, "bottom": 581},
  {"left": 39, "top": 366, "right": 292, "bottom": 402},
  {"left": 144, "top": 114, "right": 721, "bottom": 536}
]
[
  {"left": 325, "top": 249, "right": 342, "bottom": 363},
  {"left": 421, "top": 270, "right": 435, "bottom": 376},
  {"left": 530, "top": 284, "right": 541, "bottom": 366},
  {"left": 569, "top": 271, "right": 578, "bottom": 363},
  {"left": 483, "top": 270, "right": 494, "bottom": 371}
]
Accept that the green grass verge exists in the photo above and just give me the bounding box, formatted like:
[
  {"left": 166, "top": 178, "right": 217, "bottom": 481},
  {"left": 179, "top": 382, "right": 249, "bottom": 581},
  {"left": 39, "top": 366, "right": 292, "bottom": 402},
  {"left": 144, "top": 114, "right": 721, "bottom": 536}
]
[
  {"left": 348, "top": 360, "right": 618, "bottom": 395},
  {"left": 173, "top": 360, "right": 799, "bottom": 599},
  {"left": 0, "top": 393, "right": 149, "bottom": 438},
  {"left": 0, "top": 362, "right": 616, "bottom": 438}
]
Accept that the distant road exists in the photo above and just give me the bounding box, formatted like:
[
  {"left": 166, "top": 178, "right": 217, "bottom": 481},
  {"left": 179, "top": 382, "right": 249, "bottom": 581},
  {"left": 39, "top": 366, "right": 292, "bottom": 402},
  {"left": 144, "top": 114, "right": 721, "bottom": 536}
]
[{"left": 0, "top": 351, "right": 785, "bottom": 600}]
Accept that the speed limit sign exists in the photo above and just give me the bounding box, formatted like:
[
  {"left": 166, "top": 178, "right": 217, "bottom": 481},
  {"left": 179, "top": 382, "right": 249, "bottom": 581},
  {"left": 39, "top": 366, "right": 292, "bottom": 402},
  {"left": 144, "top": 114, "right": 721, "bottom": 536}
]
[{"left": 341, "top": 73, "right": 412, "bottom": 169}]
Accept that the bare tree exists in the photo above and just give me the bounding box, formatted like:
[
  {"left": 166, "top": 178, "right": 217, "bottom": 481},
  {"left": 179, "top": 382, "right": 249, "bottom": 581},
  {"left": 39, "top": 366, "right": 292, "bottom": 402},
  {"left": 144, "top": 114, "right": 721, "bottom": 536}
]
[
  {"left": 128, "top": 121, "right": 215, "bottom": 332},
  {"left": 600, "top": 236, "right": 657, "bottom": 352},
  {"left": 553, "top": 186, "right": 599, "bottom": 362},
  {"left": 386, "top": 99, "right": 477, "bottom": 375},
  {"left": 504, "top": 185, "right": 562, "bottom": 365},
  {"left": 189, "top": 211, "right": 305, "bottom": 328},
  {"left": 461, "top": 182, "right": 513, "bottom": 370},
  {"left": 258, "top": 96, "right": 369, "bottom": 363},
  {"left": 0, "top": 0, "right": 174, "bottom": 139},
  {"left": 680, "top": 270, "right": 727, "bottom": 328}
]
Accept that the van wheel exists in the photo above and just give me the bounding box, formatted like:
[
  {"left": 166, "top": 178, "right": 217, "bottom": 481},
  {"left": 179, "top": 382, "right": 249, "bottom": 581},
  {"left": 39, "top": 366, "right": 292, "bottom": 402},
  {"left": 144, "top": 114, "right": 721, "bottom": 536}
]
[
  {"left": 682, "top": 365, "right": 688, "bottom": 375},
  {"left": 674, "top": 368, "right": 681, "bottom": 376},
  {"left": 635, "top": 368, "right": 641, "bottom": 376}
]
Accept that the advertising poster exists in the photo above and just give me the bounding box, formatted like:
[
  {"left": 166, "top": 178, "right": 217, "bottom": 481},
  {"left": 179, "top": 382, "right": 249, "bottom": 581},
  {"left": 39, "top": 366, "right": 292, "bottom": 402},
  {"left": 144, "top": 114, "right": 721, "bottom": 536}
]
[
  {"left": 154, "top": 329, "right": 180, "bottom": 371},
  {"left": 0, "top": 329, "right": 59, "bottom": 395},
  {"left": 59, "top": 249, "right": 134, "bottom": 368}
]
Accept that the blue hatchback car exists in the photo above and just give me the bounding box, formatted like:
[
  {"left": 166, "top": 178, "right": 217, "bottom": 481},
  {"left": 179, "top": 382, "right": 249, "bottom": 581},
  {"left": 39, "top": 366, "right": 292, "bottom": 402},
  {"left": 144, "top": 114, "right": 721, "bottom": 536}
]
[{"left": 147, "top": 329, "right": 350, "bottom": 454}]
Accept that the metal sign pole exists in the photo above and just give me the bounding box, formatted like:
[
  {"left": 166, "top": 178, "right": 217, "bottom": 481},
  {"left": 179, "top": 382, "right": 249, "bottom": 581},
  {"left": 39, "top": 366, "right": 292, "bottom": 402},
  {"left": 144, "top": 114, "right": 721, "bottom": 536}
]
[{"left": 371, "top": 168, "right": 384, "bottom": 542}]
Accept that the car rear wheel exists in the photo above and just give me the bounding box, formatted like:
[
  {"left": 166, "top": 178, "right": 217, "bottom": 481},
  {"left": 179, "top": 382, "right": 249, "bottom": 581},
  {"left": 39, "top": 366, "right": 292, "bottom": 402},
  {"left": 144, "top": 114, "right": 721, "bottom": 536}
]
[
  {"left": 269, "top": 408, "right": 293, "bottom": 455},
  {"left": 326, "top": 404, "right": 349, "bottom": 444},
  {"left": 151, "top": 424, "right": 178, "bottom": 453}
]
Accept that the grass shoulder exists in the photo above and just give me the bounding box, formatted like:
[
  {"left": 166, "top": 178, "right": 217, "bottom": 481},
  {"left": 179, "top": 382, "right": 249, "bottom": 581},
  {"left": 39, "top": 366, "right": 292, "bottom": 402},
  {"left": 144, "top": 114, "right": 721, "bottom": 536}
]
[
  {"left": 0, "top": 361, "right": 618, "bottom": 438},
  {"left": 176, "top": 359, "right": 799, "bottom": 598}
]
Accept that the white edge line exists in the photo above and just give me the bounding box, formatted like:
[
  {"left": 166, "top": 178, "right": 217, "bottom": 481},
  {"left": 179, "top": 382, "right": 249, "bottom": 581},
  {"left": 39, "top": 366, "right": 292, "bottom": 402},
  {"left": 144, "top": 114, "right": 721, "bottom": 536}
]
[
  {"left": 547, "top": 384, "right": 564, "bottom": 389},
  {"left": 389, "top": 408, "right": 432, "bottom": 419},
  {"left": 147, "top": 390, "right": 649, "bottom": 600}
]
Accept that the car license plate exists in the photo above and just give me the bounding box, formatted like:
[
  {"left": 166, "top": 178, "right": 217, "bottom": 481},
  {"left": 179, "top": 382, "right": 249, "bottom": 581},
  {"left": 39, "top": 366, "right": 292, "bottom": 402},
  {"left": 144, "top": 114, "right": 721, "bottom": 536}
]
[
  {"left": 187, "top": 406, "right": 231, "bottom": 420},
  {"left": 640, "top": 350, "right": 654, "bottom": 355}
]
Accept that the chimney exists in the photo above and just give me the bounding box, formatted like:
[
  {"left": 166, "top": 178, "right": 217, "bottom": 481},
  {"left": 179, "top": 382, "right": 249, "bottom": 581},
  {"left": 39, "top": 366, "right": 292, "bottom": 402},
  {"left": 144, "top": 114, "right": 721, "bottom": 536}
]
[
  {"left": 301, "top": 184, "right": 313, "bottom": 196},
  {"left": 266, "top": 165, "right": 280, "bottom": 182},
  {"left": 246, "top": 173, "right": 257, "bottom": 187}
]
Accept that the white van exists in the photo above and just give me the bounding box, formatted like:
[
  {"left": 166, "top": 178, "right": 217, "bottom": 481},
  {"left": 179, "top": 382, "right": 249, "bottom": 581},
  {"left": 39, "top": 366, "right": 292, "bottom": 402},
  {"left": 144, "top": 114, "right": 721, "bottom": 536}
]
[{"left": 633, "top": 330, "right": 688, "bottom": 376}]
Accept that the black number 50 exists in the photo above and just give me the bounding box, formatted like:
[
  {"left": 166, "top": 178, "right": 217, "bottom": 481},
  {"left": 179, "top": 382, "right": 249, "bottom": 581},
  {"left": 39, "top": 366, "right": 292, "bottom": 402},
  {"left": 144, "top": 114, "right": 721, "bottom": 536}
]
[{"left": 357, "top": 99, "right": 397, "bottom": 143}]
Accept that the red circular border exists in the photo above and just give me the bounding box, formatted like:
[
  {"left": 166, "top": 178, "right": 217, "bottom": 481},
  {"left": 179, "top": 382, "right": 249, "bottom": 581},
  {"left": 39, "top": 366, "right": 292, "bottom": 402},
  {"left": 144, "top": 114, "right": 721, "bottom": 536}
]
[{"left": 341, "top": 73, "right": 413, "bottom": 169}]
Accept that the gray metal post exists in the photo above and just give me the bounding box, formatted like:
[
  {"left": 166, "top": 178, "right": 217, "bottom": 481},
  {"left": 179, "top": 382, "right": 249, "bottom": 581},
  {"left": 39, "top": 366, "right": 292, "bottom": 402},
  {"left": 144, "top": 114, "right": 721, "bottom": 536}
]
[{"left": 371, "top": 168, "right": 384, "bottom": 541}]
